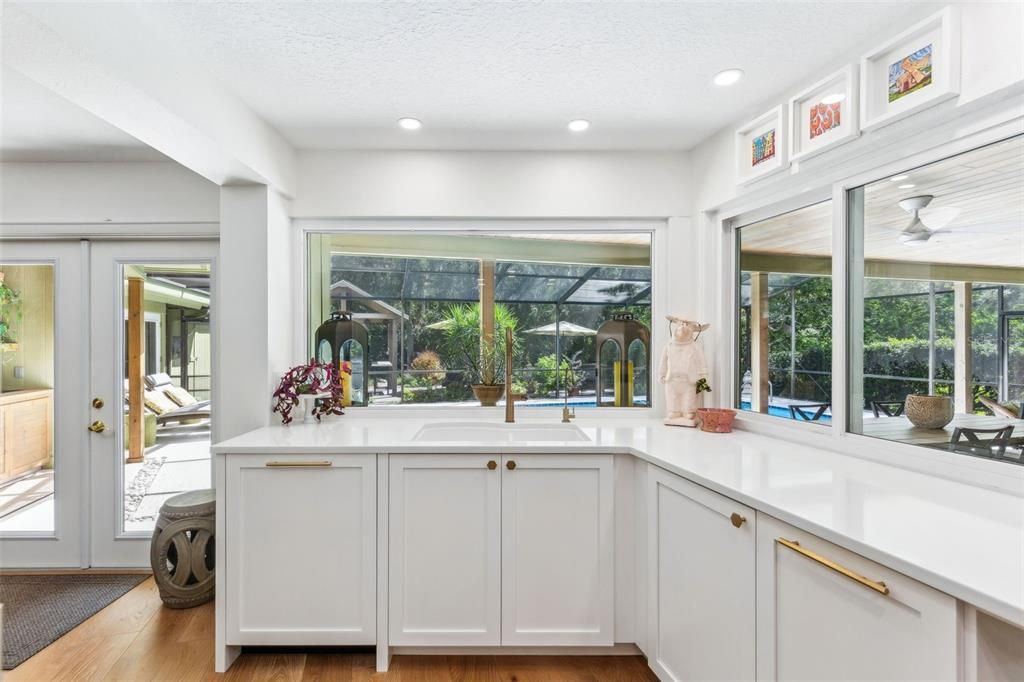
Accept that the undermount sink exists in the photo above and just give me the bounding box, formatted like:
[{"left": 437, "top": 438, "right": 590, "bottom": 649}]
[{"left": 413, "top": 422, "right": 591, "bottom": 443}]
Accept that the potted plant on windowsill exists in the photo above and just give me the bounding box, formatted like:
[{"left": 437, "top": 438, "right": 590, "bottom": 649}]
[
  {"left": 438, "top": 303, "right": 518, "bottom": 407},
  {"left": 0, "top": 272, "right": 23, "bottom": 353},
  {"left": 272, "top": 359, "right": 348, "bottom": 425},
  {"left": 471, "top": 341, "right": 505, "bottom": 407}
]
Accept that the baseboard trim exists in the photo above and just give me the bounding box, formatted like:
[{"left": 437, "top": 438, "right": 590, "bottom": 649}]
[
  {"left": 0, "top": 568, "right": 153, "bottom": 576},
  {"left": 391, "top": 643, "right": 642, "bottom": 656}
]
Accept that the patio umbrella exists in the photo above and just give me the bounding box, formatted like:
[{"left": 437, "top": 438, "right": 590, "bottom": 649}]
[{"left": 521, "top": 321, "right": 597, "bottom": 336}]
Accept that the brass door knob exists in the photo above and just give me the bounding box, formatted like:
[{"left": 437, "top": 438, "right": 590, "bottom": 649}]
[
  {"left": 730, "top": 512, "right": 746, "bottom": 528},
  {"left": 506, "top": 460, "right": 517, "bottom": 470},
  {"left": 487, "top": 460, "right": 497, "bottom": 470},
  {"left": 92, "top": 398, "right": 104, "bottom": 409},
  {"left": 88, "top": 420, "right": 107, "bottom": 433}
]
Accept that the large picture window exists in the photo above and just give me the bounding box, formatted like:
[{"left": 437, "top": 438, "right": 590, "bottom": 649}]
[
  {"left": 307, "top": 232, "right": 652, "bottom": 407},
  {"left": 736, "top": 201, "right": 833, "bottom": 425},
  {"left": 847, "top": 135, "right": 1024, "bottom": 465}
]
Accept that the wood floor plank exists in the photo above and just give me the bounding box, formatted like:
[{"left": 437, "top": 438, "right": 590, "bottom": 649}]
[
  {"left": 10, "top": 577, "right": 656, "bottom": 681},
  {"left": 6, "top": 632, "right": 139, "bottom": 682}
]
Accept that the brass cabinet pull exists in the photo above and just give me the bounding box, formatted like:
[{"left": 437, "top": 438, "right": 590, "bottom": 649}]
[
  {"left": 729, "top": 512, "right": 746, "bottom": 528},
  {"left": 487, "top": 460, "right": 497, "bottom": 470},
  {"left": 265, "top": 460, "right": 333, "bottom": 468},
  {"left": 506, "top": 460, "right": 517, "bottom": 470},
  {"left": 777, "top": 538, "right": 889, "bottom": 596},
  {"left": 87, "top": 420, "right": 106, "bottom": 433}
]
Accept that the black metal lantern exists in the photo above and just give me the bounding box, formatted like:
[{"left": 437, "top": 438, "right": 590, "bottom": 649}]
[
  {"left": 595, "top": 312, "right": 650, "bottom": 407},
  {"left": 315, "top": 311, "right": 369, "bottom": 406}
]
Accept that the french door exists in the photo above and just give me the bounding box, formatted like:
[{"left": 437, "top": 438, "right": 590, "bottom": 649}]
[
  {"left": 0, "top": 241, "right": 87, "bottom": 567},
  {"left": 0, "top": 239, "right": 217, "bottom": 568},
  {"left": 89, "top": 241, "right": 217, "bottom": 567}
]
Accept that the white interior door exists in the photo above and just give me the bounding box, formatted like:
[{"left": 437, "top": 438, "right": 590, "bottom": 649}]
[
  {"left": 0, "top": 241, "right": 86, "bottom": 568},
  {"left": 89, "top": 240, "right": 217, "bottom": 567}
]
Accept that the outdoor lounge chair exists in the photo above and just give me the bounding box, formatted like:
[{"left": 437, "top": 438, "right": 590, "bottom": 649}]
[
  {"left": 978, "top": 396, "right": 1020, "bottom": 419},
  {"left": 789, "top": 402, "right": 831, "bottom": 421},
  {"left": 950, "top": 425, "right": 1015, "bottom": 459},
  {"left": 870, "top": 400, "right": 905, "bottom": 417},
  {"left": 143, "top": 373, "right": 211, "bottom": 426}
]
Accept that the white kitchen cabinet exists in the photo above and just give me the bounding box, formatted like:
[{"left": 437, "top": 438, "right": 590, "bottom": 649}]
[
  {"left": 646, "top": 465, "right": 756, "bottom": 681},
  {"left": 225, "top": 454, "right": 376, "bottom": 645},
  {"left": 501, "top": 454, "right": 614, "bottom": 646},
  {"left": 388, "top": 454, "right": 501, "bottom": 645},
  {"left": 756, "top": 514, "right": 958, "bottom": 681}
]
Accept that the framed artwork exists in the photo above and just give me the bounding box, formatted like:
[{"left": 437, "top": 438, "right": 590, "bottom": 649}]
[
  {"left": 788, "top": 65, "right": 859, "bottom": 162},
  {"left": 860, "top": 7, "right": 960, "bottom": 131},
  {"left": 735, "top": 106, "right": 787, "bottom": 185}
]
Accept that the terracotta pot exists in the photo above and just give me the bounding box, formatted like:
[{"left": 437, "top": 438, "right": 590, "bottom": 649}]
[
  {"left": 472, "top": 384, "right": 505, "bottom": 407},
  {"left": 695, "top": 408, "right": 737, "bottom": 433},
  {"left": 905, "top": 394, "right": 953, "bottom": 429}
]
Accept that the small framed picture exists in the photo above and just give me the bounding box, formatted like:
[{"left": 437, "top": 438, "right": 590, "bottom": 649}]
[
  {"left": 788, "top": 65, "right": 859, "bottom": 163},
  {"left": 860, "top": 6, "right": 960, "bottom": 131},
  {"left": 735, "top": 106, "right": 787, "bottom": 185}
]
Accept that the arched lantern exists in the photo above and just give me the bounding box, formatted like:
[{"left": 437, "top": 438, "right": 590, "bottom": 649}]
[
  {"left": 315, "top": 311, "right": 369, "bottom": 406},
  {"left": 595, "top": 312, "right": 650, "bottom": 407}
]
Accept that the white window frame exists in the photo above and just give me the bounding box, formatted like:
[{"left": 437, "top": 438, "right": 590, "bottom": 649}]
[
  {"left": 292, "top": 219, "right": 672, "bottom": 418},
  {"left": 714, "top": 111, "right": 1024, "bottom": 493}
]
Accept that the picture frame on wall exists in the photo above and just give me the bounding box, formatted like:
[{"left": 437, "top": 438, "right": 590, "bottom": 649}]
[
  {"left": 735, "top": 105, "right": 787, "bottom": 185},
  {"left": 788, "top": 65, "right": 859, "bottom": 163},
  {"left": 859, "top": 6, "right": 960, "bottom": 131}
]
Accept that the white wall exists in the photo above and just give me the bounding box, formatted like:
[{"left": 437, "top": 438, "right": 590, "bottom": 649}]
[
  {"left": 689, "top": 1, "right": 1024, "bottom": 217},
  {"left": 216, "top": 184, "right": 293, "bottom": 440},
  {"left": 687, "top": 1, "right": 1024, "bottom": 414},
  {"left": 294, "top": 150, "right": 690, "bottom": 218},
  {"left": 0, "top": 161, "right": 219, "bottom": 225}
]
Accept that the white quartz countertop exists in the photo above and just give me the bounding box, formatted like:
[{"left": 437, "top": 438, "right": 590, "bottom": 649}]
[{"left": 213, "top": 414, "right": 1024, "bottom": 627}]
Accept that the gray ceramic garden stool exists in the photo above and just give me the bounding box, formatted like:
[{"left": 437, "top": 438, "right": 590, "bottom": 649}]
[{"left": 150, "top": 489, "right": 216, "bottom": 608}]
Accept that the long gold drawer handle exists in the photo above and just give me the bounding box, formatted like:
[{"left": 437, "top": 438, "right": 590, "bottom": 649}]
[
  {"left": 777, "top": 538, "right": 890, "bottom": 596},
  {"left": 265, "top": 460, "right": 333, "bottom": 468}
]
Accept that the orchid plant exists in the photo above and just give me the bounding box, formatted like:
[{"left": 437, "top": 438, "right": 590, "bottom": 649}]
[{"left": 272, "top": 359, "right": 348, "bottom": 425}]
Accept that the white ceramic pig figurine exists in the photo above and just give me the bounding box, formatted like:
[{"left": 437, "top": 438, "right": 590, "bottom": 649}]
[{"left": 659, "top": 315, "right": 711, "bottom": 427}]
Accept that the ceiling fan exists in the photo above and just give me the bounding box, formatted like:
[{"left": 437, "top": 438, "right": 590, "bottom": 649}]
[{"left": 895, "top": 195, "right": 1017, "bottom": 245}]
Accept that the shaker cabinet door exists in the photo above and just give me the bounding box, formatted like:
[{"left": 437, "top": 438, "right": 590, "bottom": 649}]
[
  {"left": 500, "top": 454, "right": 614, "bottom": 646},
  {"left": 647, "top": 466, "right": 756, "bottom": 681},
  {"left": 388, "top": 454, "right": 501, "bottom": 646},
  {"left": 756, "top": 514, "right": 958, "bottom": 681},
  {"left": 225, "top": 454, "right": 376, "bottom": 645}
]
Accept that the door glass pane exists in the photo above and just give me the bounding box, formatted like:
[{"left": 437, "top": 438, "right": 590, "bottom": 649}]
[
  {"left": 122, "top": 263, "right": 212, "bottom": 532},
  {"left": 0, "top": 264, "right": 55, "bottom": 533}
]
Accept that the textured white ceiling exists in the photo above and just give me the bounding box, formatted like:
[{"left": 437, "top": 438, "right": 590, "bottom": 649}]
[
  {"left": 5, "top": 1, "right": 942, "bottom": 156},
  {"left": 1, "top": 68, "right": 165, "bottom": 161},
  {"left": 126, "top": 0, "right": 937, "bottom": 150}
]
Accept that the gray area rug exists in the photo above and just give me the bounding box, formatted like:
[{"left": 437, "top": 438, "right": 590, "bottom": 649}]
[{"left": 0, "top": 574, "right": 148, "bottom": 669}]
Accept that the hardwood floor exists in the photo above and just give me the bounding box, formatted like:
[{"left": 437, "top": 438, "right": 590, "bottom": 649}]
[{"left": 9, "top": 578, "right": 658, "bottom": 681}]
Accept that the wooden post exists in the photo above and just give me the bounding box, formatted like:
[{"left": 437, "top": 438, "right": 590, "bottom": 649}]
[
  {"left": 127, "top": 277, "right": 145, "bottom": 463},
  {"left": 480, "top": 260, "right": 496, "bottom": 382},
  {"left": 750, "top": 272, "right": 770, "bottom": 413},
  {"left": 954, "top": 282, "right": 973, "bottom": 414}
]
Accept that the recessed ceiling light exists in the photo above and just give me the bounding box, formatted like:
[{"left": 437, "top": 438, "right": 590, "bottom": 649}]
[
  {"left": 889, "top": 174, "right": 909, "bottom": 182},
  {"left": 568, "top": 119, "right": 590, "bottom": 132},
  {"left": 713, "top": 68, "right": 744, "bottom": 86},
  {"left": 398, "top": 117, "right": 422, "bottom": 130},
  {"left": 820, "top": 93, "right": 846, "bottom": 105},
  {"left": 898, "top": 183, "right": 916, "bottom": 189}
]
